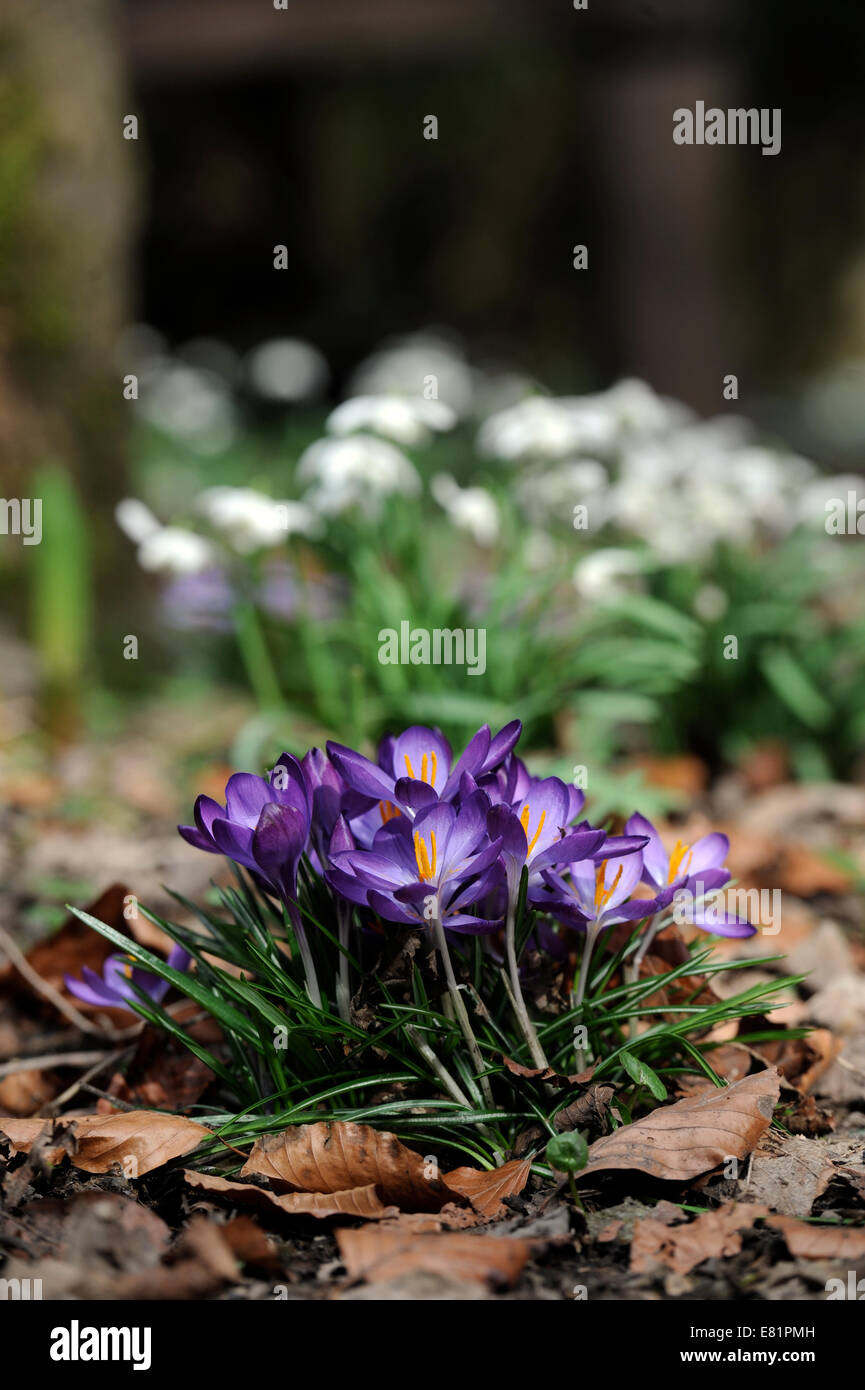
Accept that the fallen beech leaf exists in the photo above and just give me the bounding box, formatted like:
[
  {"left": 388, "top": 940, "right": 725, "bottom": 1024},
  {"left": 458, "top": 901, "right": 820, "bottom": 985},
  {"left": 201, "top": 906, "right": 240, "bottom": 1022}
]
[
  {"left": 740, "top": 1132, "right": 839, "bottom": 1217},
  {"left": 502, "top": 1056, "right": 594, "bottom": 1085},
  {"left": 631, "top": 1201, "right": 768, "bottom": 1275},
  {"left": 1, "top": 1111, "right": 210, "bottom": 1176},
  {"left": 576, "top": 1069, "right": 780, "bottom": 1183},
  {"left": 220, "top": 1215, "right": 281, "bottom": 1274},
  {"left": 184, "top": 1169, "right": 394, "bottom": 1221},
  {"left": 443, "top": 1158, "right": 532, "bottom": 1218},
  {"left": 337, "top": 1227, "right": 533, "bottom": 1288},
  {"left": 766, "top": 1214, "right": 865, "bottom": 1260},
  {"left": 0, "top": 1068, "right": 58, "bottom": 1116},
  {"left": 0, "top": 884, "right": 131, "bottom": 997},
  {"left": 241, "top": 1121, "right": 463, "bottom": 1212}
]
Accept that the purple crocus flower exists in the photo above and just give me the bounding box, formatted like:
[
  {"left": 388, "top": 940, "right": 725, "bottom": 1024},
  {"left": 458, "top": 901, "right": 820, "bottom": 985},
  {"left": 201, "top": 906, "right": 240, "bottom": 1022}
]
[
  {"left": 488, "top": 777, "right": 604, "bottom": 890},
  {"left": 327, "top": 721, "right": 523, "bottom": 832},
  {"left": 66, "top": 944, "right": 190, "bottom": 1014},
  {"left": 178, "top": 755, "right": 322, "bottom": 1006},
  {"left": 178, "top": 754, "right": 311, "bottom": 900},
  {"left": 623, "top": 812, "right": 754, "bottom": 938},
  {"left": 328, "top": 794, "right": 503, "bottom": 933}
]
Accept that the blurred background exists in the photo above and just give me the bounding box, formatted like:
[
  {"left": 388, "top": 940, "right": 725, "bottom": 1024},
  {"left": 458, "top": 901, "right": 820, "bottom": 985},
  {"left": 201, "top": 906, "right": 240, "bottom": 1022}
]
[{"left": 3, "top": 0, "right": 865, "bottom": 930}]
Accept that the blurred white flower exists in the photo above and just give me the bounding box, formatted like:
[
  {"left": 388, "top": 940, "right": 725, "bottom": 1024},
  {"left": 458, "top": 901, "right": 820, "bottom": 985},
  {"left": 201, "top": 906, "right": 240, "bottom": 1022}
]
[
  {"left": 197, "top": 486, "right": 322, "bottom": 553},
  {"left": 347, "top": 332, "right": 475, "bottom": 418},
  {"left": 603, "top": 378, "right": 693, "bottom": 437},
  {"left": 137, "top": 528, "right": 216, "bottom": 576},
  {"left": 516, "top": 458, "right": 610, "bottom": 527},
  {"left": 693, "top": 584, "right": 729, "bottom": 622},
  {"left": 796, "top": 474, "right": 864, "bottom": 530},
  {"left": 477, "top": 395, "right": 618, "bottom": 461},
  {"left": 245, "top": 338, "right": 329, "bottom": 403},
  {"left": 573, "top": 548, "right": 645, "bottom": 602},
  {"left": 430, "top": 473, "right": 500, "bottom": 546},
  {"left": 136, "top": 363, "right": 236, "bottom": 454},
  {"left": 327, "top": 395, "right": 456, "bottom": 446},
  {"left": 115, "top": 498, "right": 161, "bottom": 545},
  {"left": 298, "top": 435, "right": 421, "bottom": 519}
]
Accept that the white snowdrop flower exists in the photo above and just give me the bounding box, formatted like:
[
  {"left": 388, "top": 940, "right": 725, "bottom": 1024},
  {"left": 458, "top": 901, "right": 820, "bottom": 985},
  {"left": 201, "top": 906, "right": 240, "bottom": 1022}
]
[
  {"left": 348, "top": 332, "right": 475, "bottom": 418},
  {"left": 326, "top": 395, "right": 456, "bottom": 446},
  {"left": 430, "top": 473, "right": 500, "bottom": 546},
  {"left": 275, "top": 500, "right": 325, "bottom": 540},
  {"left": 137, "top": 528, "right": 216, "bottom": 576},
  {"left": 796, "top": 474, "right": 865, "bottom": 530},
  {"left": 136, "top": 364, "right": 236, "bottom": 454},
  {"left": 297, "top": 435, "right": 421, "bottom": 519},
  {"left": 516, "top": 458, "right": 610, "bottom": 526},
  {"left": 602, "top": 378, "right": 694, "bottom": 438},
  {"left": 246, "top": 338, "right": 329, "bottom": 403},
  {"left": 573, "top": 548, "right": 645, "bottom": 602},
  {"left": 693, "top": 584, "right": 729, "bottom": 622},
  {"left": 115, "top": 498, "right": 161, "bottom": 545},
  {"left": 478, "top": 395, "right": 618, "bottom": 461},
  {"left": 196, "top": 487, "right": 318, "bottom": 553}
]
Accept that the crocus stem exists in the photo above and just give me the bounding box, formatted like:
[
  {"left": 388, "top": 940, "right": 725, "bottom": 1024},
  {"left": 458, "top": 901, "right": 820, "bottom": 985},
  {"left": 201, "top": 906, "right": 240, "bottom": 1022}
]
[
  {"left": 626, "top": 914, "right": 661, "bottom": 1039},
  {"left": 335, "top": 903, "right": 351, "bottom": 1025},
  {"left": 432, "top": 911, "right": 494, "bottom": 1108},
  {"left": 573, "top": 920, "right": 603, "bottom": 1010},
  {"left": 406, "top": 1026, "right": 472, "bottom": 1109},
  {"left": 505, "top": 894, "right": 550, "bottom": 1072},
  {"left": 288, "top": 903, "right": 322, "bottom": 1010},
  {"left": 232, "top": 600, "right": 283, "bottom": 710}
]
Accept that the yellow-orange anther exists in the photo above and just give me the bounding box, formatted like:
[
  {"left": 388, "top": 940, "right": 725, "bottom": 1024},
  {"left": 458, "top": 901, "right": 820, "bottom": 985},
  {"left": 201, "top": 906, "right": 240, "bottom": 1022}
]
[{"left": 414, "top": 830, "right": 437, "bottom": 882}]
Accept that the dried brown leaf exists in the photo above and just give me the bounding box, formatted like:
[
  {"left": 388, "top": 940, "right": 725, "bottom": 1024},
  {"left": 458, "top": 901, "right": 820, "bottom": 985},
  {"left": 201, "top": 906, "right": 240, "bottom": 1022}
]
[
  {"left": 766, "top": 1214, "right": 865, "bottom": 1260},
  {"left": 184, "top": 1169, "right": 394, "bottom": 1221},
  {"left": 630, "top": 1201, "right": 768, "bottom": 1275},
  {"left": 443, "top": 1158, "right": 532, "bottom": 1218},
  {"left": 337, "top": 1227, "right": 533, "bottom": 1288},
  {"left": 241, "top": 1121, "right": 463, "bottom": 1212},
  {"left": 576, "top": 1068, "right": 780, "bottom": 1183},
  {"left": 1, "top": 1111, "right": 210, "bottom": 1176}
]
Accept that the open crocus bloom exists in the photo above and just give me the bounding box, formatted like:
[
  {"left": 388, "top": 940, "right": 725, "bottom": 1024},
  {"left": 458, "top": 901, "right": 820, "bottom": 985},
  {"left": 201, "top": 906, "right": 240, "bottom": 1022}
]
[
  {"left": 623, "top": 812, "right": 755, "bottom": 937},
  {"left": 624, "top": 812, "right": 731, "bottom": 897},
  {"left": 540, "top": 844, "right": 662, "bottom": 934},
  {"left": 66, "top": 944, "right": 190, "bottom": 1014},
  {"left": 178, "top": 754, "right": 311, "bottom": 899},
  {"left": 327, "top": 721, "right": 522, "bottom": 840},
  {"left": 327, "top": 795, "right": 504, "bottom": 932}
]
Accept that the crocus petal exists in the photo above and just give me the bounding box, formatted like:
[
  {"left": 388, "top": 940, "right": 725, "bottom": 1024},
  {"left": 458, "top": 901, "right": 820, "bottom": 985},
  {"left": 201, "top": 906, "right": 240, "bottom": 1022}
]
[
  {"left": 252, "top": 803, "right": 308, "bottom": 890},
  {"left": 531, "top": 827, "right": 606, "bottom": 874},
  {"left": 210, "top": 817, "right": 258, "bottom": 870},
  {"left": 624, "top": 812, "right": 668, "bottom": 886},
  {"left": 393, "top": 777, "right": 440, "bottom": 813},
  {"left": 65, "top": 970, "right": 123, "bottom": 1009},
  {"left": 224, "top": 772, "right": 274, "bottom": 828},
  {"left": 686, "top": 906, "right": 756, "bottom": 938},
  {"left": 178, "top": 823, "right": 218, "bottom": 853},
  {"left": 686, "top": 833, "right": 730, "bottom": 875},
  {"left": 391, "top": 726, "right": 452, "bottom": 794},
  {"left": 367, "top": 889, "right": 419, "bottom": 926},
  {"left": 327, "top": 741, "right": 396, "bottom": 801}
]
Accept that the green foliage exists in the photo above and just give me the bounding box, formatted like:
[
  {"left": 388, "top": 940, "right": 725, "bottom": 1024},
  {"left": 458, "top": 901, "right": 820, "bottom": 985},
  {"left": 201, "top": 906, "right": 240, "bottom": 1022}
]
[{"left": 71, "top": 871, "right": 802, "bottom": 1168}]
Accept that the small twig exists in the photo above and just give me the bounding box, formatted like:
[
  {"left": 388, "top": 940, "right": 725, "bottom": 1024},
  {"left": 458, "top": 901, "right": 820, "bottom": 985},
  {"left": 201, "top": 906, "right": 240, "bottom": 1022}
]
[
  {"left": 45, "top": 1047, "right": 132, "bottom": 1115},
  {"left": 0, "top": 921, "right": 141, "bottom": 1042},
  {"left": 78, "top": 1083, "right": 140, "bottom": 1111},
  {"left": 0, "top": 1050, "right": 111, "bottom": 1081}
]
